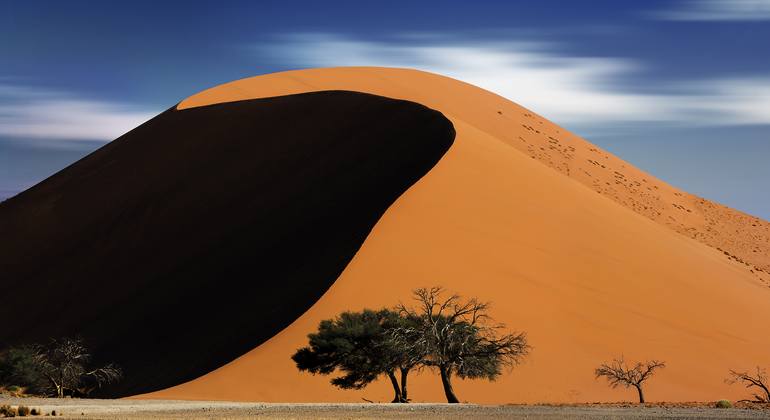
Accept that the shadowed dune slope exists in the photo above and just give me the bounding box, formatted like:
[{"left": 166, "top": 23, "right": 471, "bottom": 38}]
[
  {"left": 0, "top": 91, "right": 455, "bottom": 397},
  {"left": 144, "top": 67, "right": 770, "bottom": 403}
]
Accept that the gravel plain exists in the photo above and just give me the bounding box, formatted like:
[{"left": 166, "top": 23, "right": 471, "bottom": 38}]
[{"left": 1, "top": 398, "right": 769, "bottom": 419}]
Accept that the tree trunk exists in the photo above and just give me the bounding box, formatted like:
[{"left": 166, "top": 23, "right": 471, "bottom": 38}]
[
  {"left": 439, "top": 365, "right": 460, "bottom": 404},
  {"left": 635, "top": 385, "right": 645, "bottom": 403},
  {"left": 46, "top": 374, "right": 62, "bottom": 398},
  {"left": 400, "top": 367, "right": 409, "bottom": 402},
  {"left": 387, "top": 370, "right": 402, "bottom": 403},
  {"left": 59, "top": 372, "right": 66, "bottom": 398},
  {"left": 760, "top": 383, "right": 770, "bottom": 402}
]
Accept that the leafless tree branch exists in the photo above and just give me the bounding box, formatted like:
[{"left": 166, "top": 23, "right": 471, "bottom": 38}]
[{"left": 727, "top": 367, "right": 770, "bottom": 403}]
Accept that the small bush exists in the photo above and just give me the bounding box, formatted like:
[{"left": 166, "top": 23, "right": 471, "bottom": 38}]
[
  {"left": 715, "top": 399, "right": 732, "bottom": 408},
  {"left": 16, "top": 406, "right": 29, "bottom": 417},
  {"left": 28, "top": 408, "right": 38, "bottom": 416},
  {"left": 0, "top": 345, "right": 47, "bottom": 395},
  {"left": 0, "top": 404, "right": 17, "bottom": 417},
  {"left": 6, "top": 385, "right": 20, "bottom": 393}
]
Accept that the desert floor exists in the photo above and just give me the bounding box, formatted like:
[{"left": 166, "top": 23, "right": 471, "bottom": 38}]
[{"left": 1, "top": 398, "right": 769, "bottom": 419}]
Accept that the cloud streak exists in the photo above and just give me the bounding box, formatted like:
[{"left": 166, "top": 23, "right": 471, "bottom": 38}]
[
  {"left": 258, "top": 33, "right": 770, "bottom": 127},
  {"left": 654, "top": 0, "right": 770, "bottom": 21},
  {"left": 0, "top": 84, "right": 155, "bottom": 143}
]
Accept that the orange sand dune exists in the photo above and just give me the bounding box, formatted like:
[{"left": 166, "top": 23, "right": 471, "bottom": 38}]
[{"left": 145, "top": 67, "right": 770, "bottom": 403}]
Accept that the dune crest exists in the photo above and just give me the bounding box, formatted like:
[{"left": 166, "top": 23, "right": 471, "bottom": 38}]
[
  {"left": 139, "top": 67, "right": 770, "bottom": 403},
  {"left": 180, "top": 67, "right": 770, "bottom": 281}
]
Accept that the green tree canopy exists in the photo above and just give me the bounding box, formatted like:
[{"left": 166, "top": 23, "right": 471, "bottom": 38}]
[
  {"left": 292, "top": 309, "right": 419, "bottom": 402},
  {"left": 0, "top": 344, "right": 48, "bottom": 394},
  {"left": 292, "top": 287, "right": 531, "bottom": 404}
]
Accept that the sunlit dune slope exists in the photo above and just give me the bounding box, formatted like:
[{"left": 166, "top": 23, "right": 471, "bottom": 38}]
[{"left": 144, "top": 67, "right": 770, "bottom": 403}]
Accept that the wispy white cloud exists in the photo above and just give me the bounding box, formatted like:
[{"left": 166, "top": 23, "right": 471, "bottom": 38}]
[
  {"left": 0, "top": 84, "right": 155, "bottom": 143},
  {"left": 258, "top": 33, "right": 770, "bottom": 127},
  {"left": 679, "top": 78, "right": 770, "bottom": 124},
  {"left": 654, "top": 0, "right": 770, "bottom": 21}
]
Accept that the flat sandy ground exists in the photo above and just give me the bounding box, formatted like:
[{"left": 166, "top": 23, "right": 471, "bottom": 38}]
[{"left": 1, "top": 398, "right": 769, "bottom": 419}]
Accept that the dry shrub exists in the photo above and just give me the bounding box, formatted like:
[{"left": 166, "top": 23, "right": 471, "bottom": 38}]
[{"left": 0, "top": 404, "right": 17, "bottom": 417}]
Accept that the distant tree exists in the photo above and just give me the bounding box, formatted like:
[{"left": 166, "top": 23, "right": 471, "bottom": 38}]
[
  {"left": 0, "top": 345, "right": 48, "bottom": 394},
  {"left": 33, "top": 337, "right": 122, "bottom": 398},
  {"left": 394, "top": 287, "right": 530, "bottom": 403},
  {"left": 292, "top": 309, "right": 419, "bottom": 402},
  {"left": 594, "top": 356, "right": 665, "bottom": 403},
  {"left": 727, "top": 367, "right": 770, "bottom": 403}
]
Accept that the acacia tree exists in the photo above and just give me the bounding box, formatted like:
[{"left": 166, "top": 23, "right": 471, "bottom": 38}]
[
  {"left": 292, "top": 309, "right": 419, "bottom": 402},
  {"left": 394, "top": 287, "right": 530, "bottom": 403},
  {"left": 594, "top": 356, "right": 665, "bottom": 403},
  {"left": 34, "top": 337, "right": 122, "bottom": 398},
  {"left": 727, "top": 367, "right": 770, "bottom": 403}
]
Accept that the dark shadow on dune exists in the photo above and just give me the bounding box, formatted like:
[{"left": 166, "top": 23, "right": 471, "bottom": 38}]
[{"left": 0, "top": 91, "right": 455, "bottom": 397}]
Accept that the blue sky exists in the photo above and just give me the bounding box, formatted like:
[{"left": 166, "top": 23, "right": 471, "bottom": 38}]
[{"left": 2, "top": 0, "right": 769, "bottom": 218}]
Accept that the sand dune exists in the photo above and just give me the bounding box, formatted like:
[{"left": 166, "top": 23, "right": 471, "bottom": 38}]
[
  {"left": 141, "top": 67, "right": 770, "bottom": 403},
  {"left": 0, "top": 91, "right": 453, "bottom": 396}
]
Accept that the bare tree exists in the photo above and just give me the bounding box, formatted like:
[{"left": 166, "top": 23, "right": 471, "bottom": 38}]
[
  {"left": 594, "top": 356, "right": 665, "bottom": 403},
  {"left": 33, "top": 337, "right": 122, "bottom": 398},
  {"left": 395, "top": 287, "right": 530, "bottom": 403},
  {"left": 727, "top": 367, "right": 770, "bottom": 403}
]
